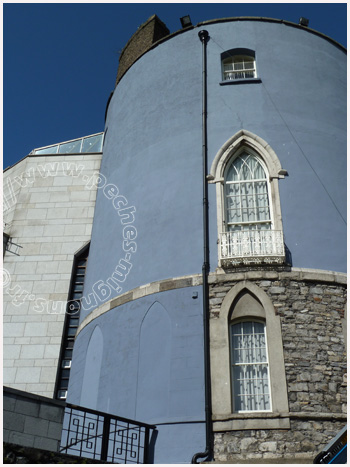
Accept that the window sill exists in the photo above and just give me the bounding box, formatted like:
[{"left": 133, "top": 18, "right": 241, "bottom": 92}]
[
  {"left": 220, "top": 78, "right": 262, "bottom": 86},
  {"left": 212, "top": 412, "right": 290, "bottom": 431}
]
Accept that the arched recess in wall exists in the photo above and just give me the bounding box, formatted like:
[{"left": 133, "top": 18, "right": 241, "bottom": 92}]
[
  {"left": 80, "top": 325, "right": 104, "bottom": 409},
  {"left": 136, "top": 301, "right": 172, "bottom": 422}
]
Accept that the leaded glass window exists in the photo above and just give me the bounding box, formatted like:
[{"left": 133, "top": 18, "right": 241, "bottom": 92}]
[
  {"left": 225, "top": 152, "right": 271, "bottom": 231},
  {"left": 230, "top": 320, "right": 271, "bottom": 412}
]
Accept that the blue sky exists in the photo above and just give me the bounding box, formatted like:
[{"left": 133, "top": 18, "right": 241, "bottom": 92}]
[{"left": 3, "top": 2, "right": 347, "bottom": 169}]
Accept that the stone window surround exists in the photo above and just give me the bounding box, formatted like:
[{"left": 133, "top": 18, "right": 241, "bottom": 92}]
[
  {"left": 208, "top": 129, "right": 288, "bottom": 268},
  {"left": 210, "top": 280, "right": 290, "bottom": 431}
]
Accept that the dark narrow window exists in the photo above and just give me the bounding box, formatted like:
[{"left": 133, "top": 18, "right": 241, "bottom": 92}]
[
  {"left": 3, "top": 233, "right": 9, "bottom": 258},
  {"left": 55, "top": 244, "right": 89, "bottom": 400}
]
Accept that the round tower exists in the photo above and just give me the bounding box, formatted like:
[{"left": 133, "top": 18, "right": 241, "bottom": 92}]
[{"left": 67, "top": 16, "right": 346, "bottom": 463}]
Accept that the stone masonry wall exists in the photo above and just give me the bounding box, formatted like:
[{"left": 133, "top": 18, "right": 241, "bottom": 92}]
[
  {"left": 209, "top": 269, "right": 347, "bottom": 462},
  {"left": 3, "top": 386, "right": 65, "bottom": 452},
  {"left": 116, "top": 15, "right": 169, "bottom": 84},
  {"left": 3, "top": 153, "right": 102, "bottom": 397}
]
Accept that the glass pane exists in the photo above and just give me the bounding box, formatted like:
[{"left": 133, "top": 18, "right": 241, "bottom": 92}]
[
  {"left": 227, "top": 208, "right": 240, "bottom": 223},
  {"left": 58, "top": 390, "right": 67, "bottom": 399},
  {"left": 243, "top": 321, "right": 253, "bottom": 334},
  {"left": 67, "top": 327, "right": 77, "bottom": 337},
  {"left": 58, "top": 139, "right": 82, "bottom": 154},
  {"left": 34, "top": 145, "right": 59, "bottom": 155},
  {"left": 226, "top": 163, "right": 240, "bottom": 181},
  {"left": 253, "top": 159, "right": 266, "bottom": 179},
  {"left": 254, "top": 322, "right": 264, "bottom": 333},
  {"left": 69, "top": 317, "right": 80, "bottom": 327},
  {"left": 81, "top": 134, "right": 103, "bottom": 153},
  {"left": 241, "top": 158, "right": 254, "bottom": 179},
  {"left": 59, "top": 379, "right": 69, "bottom": 389},
  {"left": 72, "top": 292, "right": 82, "bottom": 300},
  {"left": 64, "top": 349, "right": 73, "bottom": 359},
  {"left": 226, "top": 183, "right": 239, "bottom": 196},
  {"left": 231, "top": 321, "right": 270, "bottom": 411}
]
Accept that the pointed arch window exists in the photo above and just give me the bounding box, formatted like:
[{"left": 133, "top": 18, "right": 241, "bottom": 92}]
[
  {"left": 210, "top": 130, "right": 287, "bottom": 266},
  {"left": 210, "top": 281, "right": 290, "bottom": 431},
  {"left": 225, "top": 152, "right": 271, "bottom": 231}
]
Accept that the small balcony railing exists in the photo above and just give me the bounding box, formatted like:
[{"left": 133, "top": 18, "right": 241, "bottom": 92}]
[
  {"left": 219, "top": 230, "right": 285, "bottom": 266},
  {"left": 60, "top": 404, "right": 156, "bottom": 464}
]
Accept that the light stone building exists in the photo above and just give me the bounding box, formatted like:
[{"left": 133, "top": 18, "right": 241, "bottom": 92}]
[{"left": 3, "top": 134, "right": 102, "bottom": 397}]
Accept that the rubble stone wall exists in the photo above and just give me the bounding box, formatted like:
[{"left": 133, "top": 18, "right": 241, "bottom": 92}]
[{"left": 209, "top": 269, "right": 347, "bottom": 462}]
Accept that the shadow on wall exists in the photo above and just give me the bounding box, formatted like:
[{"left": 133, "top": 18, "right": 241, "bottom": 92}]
[{"left": 285, "top": 243, "right": 293, "bottom": 267}]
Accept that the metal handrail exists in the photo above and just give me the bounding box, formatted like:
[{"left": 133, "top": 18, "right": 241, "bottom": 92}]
[
  {"left": 60, "top": 403, "right": 156, "bottom": 464},
  {"left": 65, "top": 403, "right": 156, "bottom": 430}
]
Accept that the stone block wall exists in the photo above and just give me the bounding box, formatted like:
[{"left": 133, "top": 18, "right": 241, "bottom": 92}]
[
  {"left": 209, "top": 269, "right": 347, "bottom": 462},
  {"left": 3, "top": 386, "right": 65, "bottom": 452},
  {"left": 3, "top": 152, "right": 102, "bottom": 396}
]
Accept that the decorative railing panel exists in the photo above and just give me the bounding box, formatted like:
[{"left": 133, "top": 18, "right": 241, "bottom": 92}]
[
  {"left": 60, "top": 404, "right": 155, "bottom": 464},
  {"left": 220, "top": 230, "right": 285, "bottom": 266}
]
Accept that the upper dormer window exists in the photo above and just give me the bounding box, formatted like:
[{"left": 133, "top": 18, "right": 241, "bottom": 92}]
[
  {"left": 222, "top": 55, "right": 256, "bottom": 81},
  {"left": 220, "top": 48, "right": 258, "bottom": 84}
]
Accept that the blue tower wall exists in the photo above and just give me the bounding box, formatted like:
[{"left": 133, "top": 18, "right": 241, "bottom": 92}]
[
  {"left": 67, "top": 287, "right": 205, "bottom": 463},
  {"left": 81, "top": 20, "right": 346, "bottom": 317},
  {"left": 68, "top": 18, "right": 346, "bottom": 463}
]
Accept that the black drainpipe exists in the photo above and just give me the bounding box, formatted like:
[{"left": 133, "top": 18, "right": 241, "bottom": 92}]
[{"left": 191, "top": 29, "right": 213, "bottom": 465}]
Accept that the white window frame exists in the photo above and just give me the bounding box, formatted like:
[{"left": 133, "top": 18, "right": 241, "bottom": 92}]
[
  {"left": 230, "top": 319, "right": 272, "bottom": 413},
  {"left": 224, "top": 151, "right": 273, "bottom": 231},
  {"left": 210, "top": 281, "right": 290, "bottom": 431},
  {"left": 222, "top": 54, "right": 257, "bottom": 81},
  {"left": 209, "top": 130, "right": 287, "bottom": 267}
]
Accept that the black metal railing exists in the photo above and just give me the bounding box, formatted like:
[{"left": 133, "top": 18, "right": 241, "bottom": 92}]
[{"left": 60, "top": 403, "right": 156, "bottom": 463}]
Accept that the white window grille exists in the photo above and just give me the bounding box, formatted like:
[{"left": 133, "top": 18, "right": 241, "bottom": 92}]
[
  {"left": 225, "top": 152, "right": 271, "bottom": 231},
  {"left": 221, "top": 152, "right": 285, "bottom": 264},
  {"left": 223, "top": 55, "right": 256, "bottom": 81},
  {"left": 230, "top": 320, "right": 271, "bottom": 412}
]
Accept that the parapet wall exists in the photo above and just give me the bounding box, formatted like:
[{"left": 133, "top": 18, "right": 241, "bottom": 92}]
[{"left": 3, "top": 386, "right": 65, "bottom": 452}]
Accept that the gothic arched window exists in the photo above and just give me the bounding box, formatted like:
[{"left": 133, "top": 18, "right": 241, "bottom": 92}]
[
  {"left": 210, "top": 281, "right": 290, "bottom": 431},
  {"left": 225, "top": 152, "right": 271, "bottom": 232},
  {"left": 209, "top": 130, "right": 287, "bottom": 266}
]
